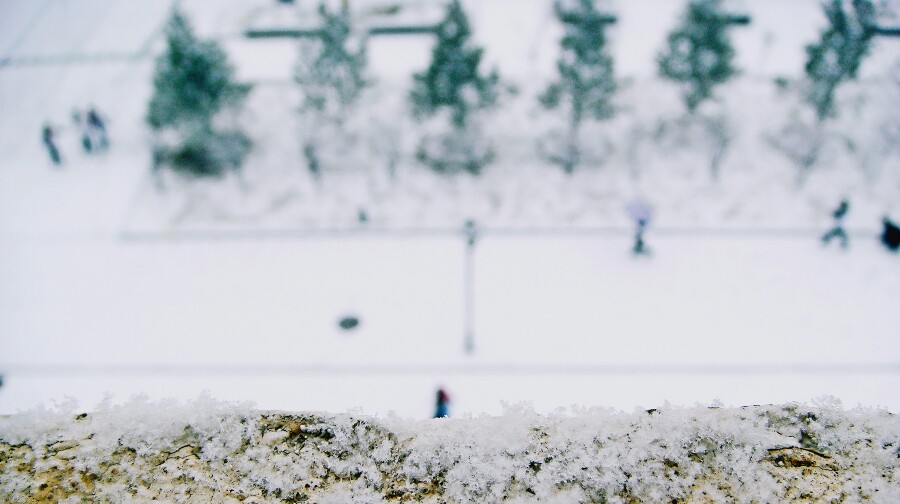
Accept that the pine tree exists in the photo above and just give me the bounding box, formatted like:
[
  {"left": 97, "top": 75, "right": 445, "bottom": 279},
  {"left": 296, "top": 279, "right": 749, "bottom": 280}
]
[
  {"left": 771, "top": 0, "right": 876, "bottom": 183},
  {"left": 294, "top": 3, "right": 369, "bottom": 180},
  {"left": 410, "top": 0, "right": 500, "bottom": 174},
  {"left": 540, "top": 0, "right": 616, "bottom": 173},
  {"left": 804, "top": 0, "right": 875, "bottom": 121},
  {"left": 410, "top": 0, "right": 499, "bottom": 130},
  {"left": 295, "top": 2, "right": 368, "bottom": 118},
  {"left": 658, "top": 0, "right": 737, "bottom": 114},
  {"left": 147, "top": 9, "right": 251, "bottom": 177}
]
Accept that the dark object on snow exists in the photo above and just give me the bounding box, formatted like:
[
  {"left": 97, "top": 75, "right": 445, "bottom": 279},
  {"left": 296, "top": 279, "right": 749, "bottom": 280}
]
[
  {"left": 633, "top": 219, "right": 648, "bottom": 255},
  {"left": 87, "top": 107, "right": 109, "bottom": 150},
  {"left": 832, "top": 199, "right": 849, "bottom": 220},
  {"left": 434, "top": 388, "right": 450, "bottom": 418},
  {"left": 626, "top": 200, "right": 652, "bottom": 256},
  {"left": 0, "top": 374, "right": 4, "bottom": 389},
  {"left": 72, "top": 110, "right": 93, "bottom": 153},
  {"left": 821, "top": 199, "right": 850, "bottom": 249},
  {"left": 42, "top": 123, "right": 61, "bottom": 165},
  {"left": 304, "top": 142, "right": 320, "bottom": 179},
  {"left": 464, "top": 219, "right": 478, "bottom": 247},
  {"left": 338, "top": 315, "right": 360, "bottom": 331},
  {"left": 358, "top": 209, "right": 368, "bottom": 224},
  {"left": 881, "top": 217, "right": 900, "bottom": 253}
]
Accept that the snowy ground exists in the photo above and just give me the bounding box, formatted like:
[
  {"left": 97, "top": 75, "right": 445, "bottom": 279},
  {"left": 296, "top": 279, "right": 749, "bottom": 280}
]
[
  {"left": 0, "top": 0, "right": 899, "bottom": 419},
  {"left": 2, "top": 231, "right": 899, "bottom": 417}
]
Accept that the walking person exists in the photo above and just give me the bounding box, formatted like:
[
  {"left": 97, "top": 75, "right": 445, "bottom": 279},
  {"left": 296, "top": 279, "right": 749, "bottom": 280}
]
[
  {"left": 42, "top": 123, "right": 62, "bottom": 166},
  {"left": 86, "top": 107, "right": 109, "bottom": 151},
  {"left": 821, "top": 199, "right": 850, "bottom": 249},
  {"left": 434, "top": 388, "right": 450, "bottom": 418},
  {"left": 626, "top": 199, "right": 652, "bottom": 256},
  {"left": 72, "top": 109, "right": 93, "bottom": 154}
]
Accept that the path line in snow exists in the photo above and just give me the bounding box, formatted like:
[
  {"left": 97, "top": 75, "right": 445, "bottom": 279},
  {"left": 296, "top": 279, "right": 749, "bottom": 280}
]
[
  {"left": 0, "top": 0, "right": 54, "bottom": 62},
  {"left": 116, "top": 227, "right": 883, "bottom": 242},
  {"left": 0, "top": 53, "right": 147, "bottom": 67},
  {"left": 0, "top": 4, "right": 165, "bottom": 69},
  {"left": 3, "top": 362, "right": 898, "bottom": 376}
]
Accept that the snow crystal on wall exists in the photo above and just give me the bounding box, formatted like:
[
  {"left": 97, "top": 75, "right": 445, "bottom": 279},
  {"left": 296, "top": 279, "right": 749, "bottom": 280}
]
[{"left": 1, "top": 397, "right": 898, "bottom": 502}]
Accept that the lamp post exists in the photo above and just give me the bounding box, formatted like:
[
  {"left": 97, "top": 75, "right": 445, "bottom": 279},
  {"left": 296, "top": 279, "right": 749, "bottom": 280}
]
[{"left": 463, "top": 220, "right": 478, "bottom": 355}]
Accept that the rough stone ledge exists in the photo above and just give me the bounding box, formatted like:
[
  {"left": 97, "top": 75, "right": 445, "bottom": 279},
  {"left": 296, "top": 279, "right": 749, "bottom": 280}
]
[{"left": 1, "top": 400, "right": 898, "bottom": 502}]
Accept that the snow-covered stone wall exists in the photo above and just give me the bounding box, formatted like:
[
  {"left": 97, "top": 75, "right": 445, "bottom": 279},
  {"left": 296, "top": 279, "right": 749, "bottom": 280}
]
[{"left": 1, "top": 398, "right": 898, "bottom": 503}]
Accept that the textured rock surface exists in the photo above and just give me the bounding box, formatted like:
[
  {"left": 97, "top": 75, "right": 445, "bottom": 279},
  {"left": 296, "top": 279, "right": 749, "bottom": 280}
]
[{"left": 1, "top": 400, "right": 898, "bottom": 503}]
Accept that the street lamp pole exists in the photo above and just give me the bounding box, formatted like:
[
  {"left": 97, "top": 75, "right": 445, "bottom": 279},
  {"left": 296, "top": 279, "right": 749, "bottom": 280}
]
[{"left": 463, "top": 220, "right": 477, "bottom": 355}]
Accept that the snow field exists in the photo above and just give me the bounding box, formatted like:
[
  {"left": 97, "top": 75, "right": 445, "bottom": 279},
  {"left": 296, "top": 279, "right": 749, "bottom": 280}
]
[
  {"left": 0, "top": 0, "right": 899, "bottom": 419},
  {"left": 2, "top": 233, "right": 898, "bottom": 417}
]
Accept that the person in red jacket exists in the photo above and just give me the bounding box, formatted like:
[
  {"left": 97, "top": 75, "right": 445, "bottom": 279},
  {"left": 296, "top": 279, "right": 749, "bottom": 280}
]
[{"left": 434, "top": 388, "right": 450, "bottom": 418}]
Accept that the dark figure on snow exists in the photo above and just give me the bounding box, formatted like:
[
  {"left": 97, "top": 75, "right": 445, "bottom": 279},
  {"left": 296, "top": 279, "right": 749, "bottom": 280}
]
[
  {"left": 881, "top": 216, "right": 900, "bottom": 253},
  {"left": 434, "top": 388, "right": 450, "bottom": 418},
  {"left": 72, "top": 110, "right": 93, "bottom": 154},
  {"left": 633, "top": 218, "right": 648, "bottom": 255},
  {"left": 303, "top": 142, "right": 320, "bottom": 179},
  {"left": 464, "top": 219, "right": 478, "bottom": 247},
  {"left": 626, "top": 199, "right": 652, "bottom": 256},
  {"left": 821, "top": 199, "right": 850, "bottom": 249},
  {"left": 42, "top": 123, "right": 62, "bottom": 165},
  {"left": 87, "top": 107, "right": 109, "bottom": 151}
]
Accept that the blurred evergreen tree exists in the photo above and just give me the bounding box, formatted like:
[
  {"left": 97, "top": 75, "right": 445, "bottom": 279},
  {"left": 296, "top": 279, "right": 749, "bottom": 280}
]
[
  {"left": 540, "top": 0, "right": 617, "bottom": 173},
  {"left": 658, "top": 0, "right": 737, "bottom": 114},
  {"left": 410, "top": 0, "right": 499, "bottom": 129},
  {"left": 770, "top": 0, "right": 877, "bottom": 183},
  {"left": 294, "top": 3, "right": 370, "bottom": 180},
  {"left": 295, "top": 2, "right": 368, "bottom": 118},
  {"left": 147, "top": 9, "right": 251, "bottom": 177},
  {"left": 410, "top": 0, "right": 500, "bottom": 174},
  {"left": 804, "top": 0, "right": 875, "bottom": 121}
]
